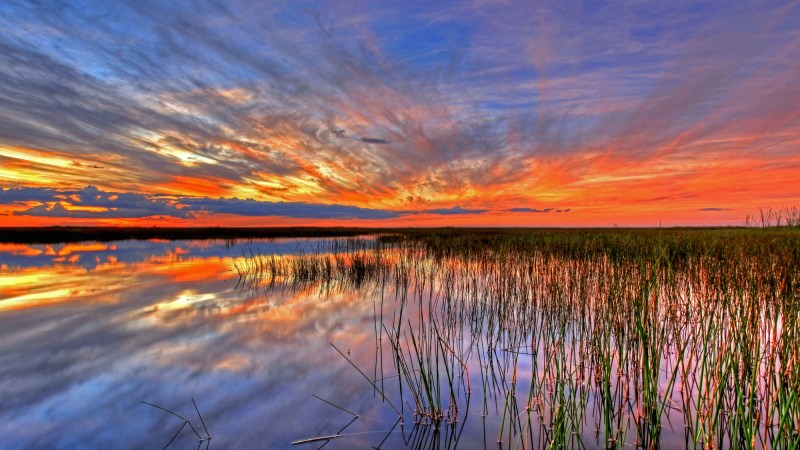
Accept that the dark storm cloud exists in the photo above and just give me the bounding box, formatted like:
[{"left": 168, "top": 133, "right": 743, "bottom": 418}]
[
  {"left": 6, "top": 186, "right": 194, "bottom": 219},
  {"left": 0, "top": 187, "right": 62, "bottom": 204},
  {"left": 420, "top": 206, "right": 488, "bottom": 215},
  {"left": 181, "top": 197, "right": 399, "bottom": 220},
  {"left": 508, "top": 207, "right": 555, "bottom": 213},
  {"left": 4, "top": 186, "right": 398, "bottom": 220},
  {"left": 506, "top": 207, "right": 571, "bottom": 213},
  {"left": 3, "top": 186, "right": 496, "bottom": 220},
  {"left": 359, "top": 138, "right": 389, "bottom": 144}
]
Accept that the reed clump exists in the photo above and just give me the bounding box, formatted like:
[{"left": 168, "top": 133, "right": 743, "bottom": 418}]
[{"left": 241, "top": 228, "right": 799, "bottom": 449}]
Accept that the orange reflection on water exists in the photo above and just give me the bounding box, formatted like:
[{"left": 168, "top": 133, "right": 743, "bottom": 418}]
[
  {"left": 47, "top": 243, "right": 115, "bottom": 256},
  {"left": 146, "top": 257, "right": 235, "bottom": 282},
  {"left": 0, "top": 255, "right": 235, "bottom": 312},
  {"left": 0, "top": 247, "right": 380, "bottom": 381},
  {"left": 0, "top": 263, "right": 124, "bottom": 312},
  {"left": 0, "top": 243, "right": 45, "bottom": 256}
]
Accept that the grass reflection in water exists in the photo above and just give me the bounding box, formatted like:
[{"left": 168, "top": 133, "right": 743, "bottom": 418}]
[{"left": 236, "top": 229, "right": 799, "bottom": 449}]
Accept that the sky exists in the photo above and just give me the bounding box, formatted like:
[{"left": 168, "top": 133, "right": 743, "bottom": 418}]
[{"left": 1, "top": 0, "right": 798, "bottom": 227}]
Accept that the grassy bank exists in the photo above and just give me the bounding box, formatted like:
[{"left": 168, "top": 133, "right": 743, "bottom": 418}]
[{"left": 2, "top": 224, "right": 797, "bottom": 244}]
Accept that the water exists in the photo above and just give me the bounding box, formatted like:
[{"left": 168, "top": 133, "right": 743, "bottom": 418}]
[
  {"left": 1, "top": 239, "right": 400, "bottom": 449},
  {"left": 0, "top": 237, "right": 795, "bottom": 449}
]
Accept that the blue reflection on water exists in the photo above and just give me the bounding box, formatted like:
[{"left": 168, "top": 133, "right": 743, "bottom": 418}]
[
  {"left": 0, "top": 237, "right": 359, "bottom": 270},
  {"left": 0, "top": 238, "right": 401, "bottom": 449}
]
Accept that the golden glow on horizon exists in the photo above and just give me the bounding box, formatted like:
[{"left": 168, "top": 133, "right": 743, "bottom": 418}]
[{"left": 2, "top": 130, "right": 799, "bottom": 226}]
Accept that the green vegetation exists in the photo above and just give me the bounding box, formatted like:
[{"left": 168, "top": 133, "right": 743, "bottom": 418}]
[{"left": 238, "top": 228, "right": 800, "bottom": 449}]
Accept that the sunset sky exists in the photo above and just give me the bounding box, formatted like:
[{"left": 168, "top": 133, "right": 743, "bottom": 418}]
[{"left": 1, "top": 1, "right": 798, "bottom": 227}]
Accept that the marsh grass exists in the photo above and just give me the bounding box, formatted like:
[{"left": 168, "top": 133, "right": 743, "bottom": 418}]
[
  {"left": 142, "top": 399, "right": 211, "bottom": 450},
  {"left": 240, "top": 228, "right": 799, "bottom": 449}
]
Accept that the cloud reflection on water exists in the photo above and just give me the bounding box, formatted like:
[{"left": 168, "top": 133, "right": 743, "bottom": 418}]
[{"left": 0, "top": 239, "right": 400, "bottom": 449}]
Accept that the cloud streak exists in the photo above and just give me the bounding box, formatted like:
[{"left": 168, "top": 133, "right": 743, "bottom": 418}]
[{"left": 507, "top": 208, "right": 571, "bottom": 213}]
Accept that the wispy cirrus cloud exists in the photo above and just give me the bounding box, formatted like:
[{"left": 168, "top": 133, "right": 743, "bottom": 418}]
[{"left": 0, "top": 1, "right": 798, "bottom": 226}]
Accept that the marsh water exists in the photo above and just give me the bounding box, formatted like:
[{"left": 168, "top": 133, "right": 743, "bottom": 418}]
[{"left": 0, "top": 234, "right": 797, "bottom": 449}]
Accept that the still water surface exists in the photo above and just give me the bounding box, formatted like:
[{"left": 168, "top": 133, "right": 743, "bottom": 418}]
[
  {"left": 1, "top": 238, "right": 413, "bottom": 449},
  {"left": 1, "top": 237, "right": 789, "bottom": 449}
]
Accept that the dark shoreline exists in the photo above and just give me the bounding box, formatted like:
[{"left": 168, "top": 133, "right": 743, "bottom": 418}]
[
  {"left": 0, "top": 226, "right": 385, "bottom": 244},
  {"left": 0, "top": 225, "right": 779, "bottom": 244}
]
